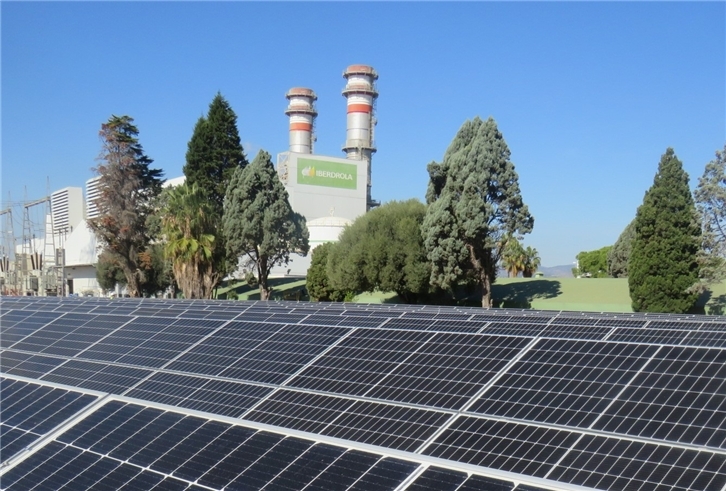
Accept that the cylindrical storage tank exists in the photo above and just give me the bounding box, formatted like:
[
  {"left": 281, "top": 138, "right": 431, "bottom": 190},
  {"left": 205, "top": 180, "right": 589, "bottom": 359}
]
[
  {"left": 285, "top": 87, "right": 318, "bottom": 154},
  {"left": 342, "top": 65, "right": 378, "bottom": 211}
]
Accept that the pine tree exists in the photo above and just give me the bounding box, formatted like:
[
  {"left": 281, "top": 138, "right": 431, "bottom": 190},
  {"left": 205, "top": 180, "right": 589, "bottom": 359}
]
[
  {"left": 223, "top": 150, "right": 309, "bottom": 300},
  {"left": 184, "top": 93, "right": 248, "bottom": 211},
  {"left": 629, "top": 148, "right": 701, "bottom": 313},
  {"left": 88, "top": 115, "right": 164, "bottom": 297},
  {"left": 422, "top": 117, "right": 533, "bottom": 307}
]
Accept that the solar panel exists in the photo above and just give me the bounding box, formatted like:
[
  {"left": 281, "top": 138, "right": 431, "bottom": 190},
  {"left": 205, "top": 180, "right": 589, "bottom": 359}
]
[
  {"left": 404, "top": 466, "right": 467, "bottom": 490},
  {"left": 167, "top": 323, "right": 349, "bottom": 384},
  {"left": 539, "top": 324, "right": 612, "bottom": 340},
  {"left": 593, "top": 345, "right": 726, "bottom": 448},
  {"left": 3, "top": 397, "right": 425, "bottom": 491},
  {"left": 547, "top": 434, "right": 726, "bottom": 491},
  {"left": 77, "top": 318, "right": 223, "bottom": 368},
  {"left": 468, "top": 339, "right": 659, "bottom": 427},
  {"left": 246, "top": 390, "right": 451, "bottom": 451},
  {"left": 125, "top": 372, "right": 272, "bottom": 416},
  {"left": 40, "top": 359, "right": 153, "bottom": 394},
  {"left": 457, "top": 474, "right": 515, "bottom": 491},
  {"left": 0, "top": 310, "right": 63, "bottom": 348},
  {"left": 607, "top": 327, "right": 689, "bottom": 345},
  {"left": 3, "top": 296, "right": 726, "bottom": 491},
  {"left": 362, "top": 333, "right": 530, "bottom": 409},
  {"left": 422, "top": 417, "right": 582, "bottom": 478},
  {"left": 9, "top": 313, "right": 130, "bottom": 357},
  {"left": 682, "top": 330, "right": 726, "bottom": 348},
  {"left": 0, "top": 351, "right": 67, "bottom": 378},
  {"left": 481, "top": 322, "right": 545, "bottom": 337},
  {"left": 0, "top": 378, "right": 97, "bottom": 463}
]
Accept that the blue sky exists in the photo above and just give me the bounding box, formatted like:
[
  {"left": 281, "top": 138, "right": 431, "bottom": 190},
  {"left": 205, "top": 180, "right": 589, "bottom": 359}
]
[{"left": 3, "top": 2, "right": 724, "bottom": 267}]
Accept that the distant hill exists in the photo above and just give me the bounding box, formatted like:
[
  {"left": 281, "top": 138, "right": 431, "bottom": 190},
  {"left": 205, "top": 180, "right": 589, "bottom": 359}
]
[{"left": 537, "top": 264, "right": 575, "bottom": 278}]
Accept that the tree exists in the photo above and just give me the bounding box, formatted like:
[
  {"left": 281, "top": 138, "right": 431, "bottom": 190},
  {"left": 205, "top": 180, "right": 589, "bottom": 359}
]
[
  {"left": 607, "top": 219, "right": 635, "bottom": 278},
  {"left": 95, "top": 250, "right": 126, "bottom": 293},
  {"left": 422, "top": 117, "right": 534, "bottom": 307},
  {"left": 184, "top": 94, "right": 248, "bottom": 210},
  {"left": 306, "top": 242, "right": 349, "bottom": 302},
  {"left": 161, "top": 183, "right": 219, "bottom": 299},
  {"left": 501, "top": 237, "right": 526, "bottom": 277},
  {"left": 88, "top": 115, "right": 164, "bottom": 297},
  {"left": 629, "top": 148, "right": 701, "bottom": 313},
  {"left": 691, "top": 145, "right": 726, "bottom": 293},
  {"left": 576, "top": 246, "right": 611, "bottom": 278},
  {"left": 326, "top": 199, "right": 437, "bottom": 303},
  {"left": 183, "top": 93, "right": 249, "bottom": 284},
  {"left": 522, "top": 246, "right": 541, "bottom": 278},
  {"left": 223, "top": 150, "right": 309, "bottom": 300}
]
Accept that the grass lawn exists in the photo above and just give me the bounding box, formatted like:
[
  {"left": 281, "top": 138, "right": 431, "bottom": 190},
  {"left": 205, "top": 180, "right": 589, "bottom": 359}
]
[
  {"left": 355, "top": 277, "right": 726, "bottom": 314},
  {"left": 217, "top": 275, "right": 726, "bottom": 315}
]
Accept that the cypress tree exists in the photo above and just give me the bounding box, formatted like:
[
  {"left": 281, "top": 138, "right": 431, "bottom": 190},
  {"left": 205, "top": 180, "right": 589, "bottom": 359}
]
[
  {"left": 421, "top": 117, "right": 533, "bottom": 307},
  {"left": 223, "top": 150, "right": 309, "bottom": 301},
  {"left": 629, "top": 148, "right": 701, "bottom": 313}
]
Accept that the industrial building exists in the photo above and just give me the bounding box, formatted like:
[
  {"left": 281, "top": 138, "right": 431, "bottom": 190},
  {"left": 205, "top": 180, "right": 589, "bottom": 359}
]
[
  {"left": 274, "top": 65, "right": 379, "bottom": 276},
  {"left": 1, "top": 65, "right": 379, "bottom": 294}
]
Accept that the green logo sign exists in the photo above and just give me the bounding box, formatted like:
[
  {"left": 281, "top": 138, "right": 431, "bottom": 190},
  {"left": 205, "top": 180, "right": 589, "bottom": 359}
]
[{"left": 297, "top": 158, "right": 357, "bottom": 190}]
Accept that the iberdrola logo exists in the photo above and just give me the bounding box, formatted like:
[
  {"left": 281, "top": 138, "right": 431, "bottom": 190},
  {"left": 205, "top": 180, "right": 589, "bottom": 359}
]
[{"left": 301, "top": 166, "right": 316, "bottom": 177}]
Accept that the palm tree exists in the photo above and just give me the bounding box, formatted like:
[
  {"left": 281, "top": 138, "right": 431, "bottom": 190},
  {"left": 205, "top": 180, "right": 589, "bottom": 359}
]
[
  {"left": 161, "top": 183, "right": 219, "bottom": 298},
  {"left": 501, "top": 238, "right": 526, "bottom": 277},
  {"left": 522, "top": 246, "right": 541, "bottom": 278}
]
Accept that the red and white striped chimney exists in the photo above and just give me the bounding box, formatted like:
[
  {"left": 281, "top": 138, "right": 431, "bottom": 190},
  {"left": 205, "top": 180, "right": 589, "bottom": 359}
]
[
  {"left": 285, "top": 87, "right": 317, "bottom": 154},
  {"left": 342, "top": 65, "right": 378, "bottom": 210}
]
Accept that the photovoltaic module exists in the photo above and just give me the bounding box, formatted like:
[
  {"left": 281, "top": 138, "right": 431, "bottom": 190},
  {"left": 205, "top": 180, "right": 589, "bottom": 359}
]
[{"left": 1, "top": 296, "right": 725, "bottom": 491}]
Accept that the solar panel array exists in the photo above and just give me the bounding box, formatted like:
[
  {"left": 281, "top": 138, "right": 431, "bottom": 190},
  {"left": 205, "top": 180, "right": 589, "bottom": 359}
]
[{"left": 1, "top": 296, "right": 726, "bottom": 491}]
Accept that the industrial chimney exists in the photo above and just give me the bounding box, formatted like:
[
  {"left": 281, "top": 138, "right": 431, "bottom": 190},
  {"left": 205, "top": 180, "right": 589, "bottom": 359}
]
[
  {"left": 285, "top": 87, "right": 318, "bottom": 154},
  {"left": 342, "top": 65, "right": 378, "bottom": 210}
]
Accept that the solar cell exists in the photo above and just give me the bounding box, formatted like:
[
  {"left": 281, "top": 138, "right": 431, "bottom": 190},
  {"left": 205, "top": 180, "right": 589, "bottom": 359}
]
[
  {"left": 468, "top": 339, "right": 659, "bottom": 427},
  {"left": 423, "top": 417, "right": 581, "bottom": 478},
  {"left": 593, "top": 345, "right": 726, "bottom": 448}
]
